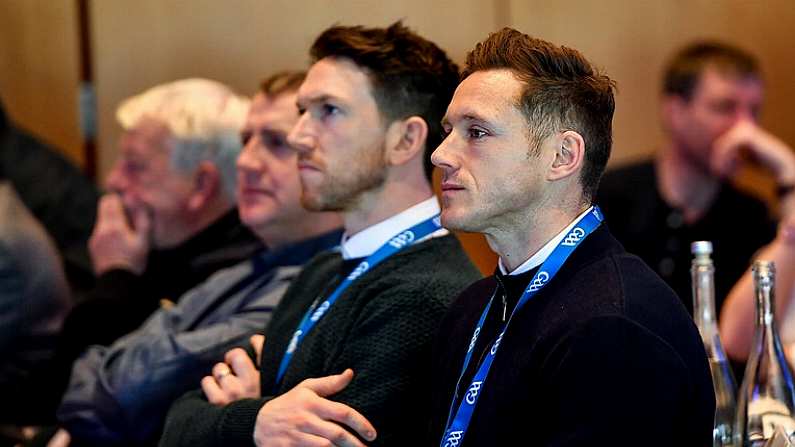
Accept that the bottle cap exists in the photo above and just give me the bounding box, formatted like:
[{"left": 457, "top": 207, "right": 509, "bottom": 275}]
[
  {"left": 753, "top": 260, "right": 776, "bottom": 277},
  {"left": 691, "top": 241, "right": 713, "bottom": 255}
]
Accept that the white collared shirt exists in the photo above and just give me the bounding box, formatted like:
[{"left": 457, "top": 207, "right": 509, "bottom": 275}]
[
  {"left": 340, "top": 196, "right": 449, "bottom": 260},
  {"left": 498, "top": 206, "right": 595, "bottom": 276}
]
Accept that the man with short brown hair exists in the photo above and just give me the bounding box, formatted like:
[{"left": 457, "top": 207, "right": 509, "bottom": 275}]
[
  {"left": 426, "top": 28, "right": 714, "bottom": 446},
  {"left": 160, "top": 22, "right": 480, "bottom": 447},
  {"left": 598, "top": 42, "right": 795, "bottom": 321}
]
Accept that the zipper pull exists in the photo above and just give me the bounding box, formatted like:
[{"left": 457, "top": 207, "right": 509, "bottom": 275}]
[{"left": 501, "top": 293, "right": 507, "bottom": 322}]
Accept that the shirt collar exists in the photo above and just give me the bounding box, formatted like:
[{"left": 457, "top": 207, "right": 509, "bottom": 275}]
[
  {"left": 499, "top": 206, "right": 594, "bottom": 276},
  {"left": 341, "top": 196, "right": 446, "bottom": 260},
  {"left": 254, "top": 228, "right": 343, "bottom": 272}
]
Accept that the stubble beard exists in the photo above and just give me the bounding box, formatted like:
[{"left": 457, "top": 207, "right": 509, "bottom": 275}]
[
  {"left": 300, "top": 148, "right": 387, "bottom": 213},
  {"left": 671, "top": 129, "right": 714, "bottom": 176},
  {"left": 440, "top": 192, "right": 490, "bottom": 234},
  {"left": 443, "top": 185, "right": 540, "bottom": 236},
  {"left": 441, "top": 206, "right": 487, "bottom": 234}
]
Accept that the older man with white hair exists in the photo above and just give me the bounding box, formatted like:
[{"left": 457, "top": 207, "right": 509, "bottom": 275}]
[
  {"left": 56, "top": 78, "right": 262, "bottom": 381},
  {"left": 0, "top": 79, "right": 263, "bottom": 430},
  {"left": 91, "top": 78, "right": 259, "bottom": 311}
]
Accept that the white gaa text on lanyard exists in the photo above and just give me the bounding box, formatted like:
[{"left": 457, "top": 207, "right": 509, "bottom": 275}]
[
  {"left": 275, "top": 215, "right": 443, "bottom": 385},
  {"left": 440, "top": 206, "right": 603, "bottom": 447}
]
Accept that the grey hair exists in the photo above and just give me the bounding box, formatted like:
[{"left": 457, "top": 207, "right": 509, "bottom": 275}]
[{"left": 116, "top": 78, "right": 250, "bottom": 201}]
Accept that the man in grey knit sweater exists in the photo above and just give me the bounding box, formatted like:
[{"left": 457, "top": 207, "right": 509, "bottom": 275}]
[{"left": 160, "top": 22, "right": 480, "bottom": 447}]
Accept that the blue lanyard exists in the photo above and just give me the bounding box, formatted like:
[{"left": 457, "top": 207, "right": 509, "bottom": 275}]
[
  {"left": 275, "top": 214, "right": 443, "bottom": 385},
  {"left": 440, "top": 206, "right": 603, "bottom": 447}
]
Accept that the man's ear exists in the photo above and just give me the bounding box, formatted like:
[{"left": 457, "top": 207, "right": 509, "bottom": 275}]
[
  {"left": 188, "top": 161, "right": 220, "bottom": 211},
  {"left": 548, "top": 130, "right": 585, "bottom": 181},
  {"left": 385, "top": 116, "right": 428, "bottom": 167}
]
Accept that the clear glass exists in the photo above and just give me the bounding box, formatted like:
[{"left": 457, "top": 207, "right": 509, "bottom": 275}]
[
  {"left": 691, "top": 241, "right": 736, "bottom": 446},
  {"left": 736, "top": 261, "right": 795, "bottom": 446}
]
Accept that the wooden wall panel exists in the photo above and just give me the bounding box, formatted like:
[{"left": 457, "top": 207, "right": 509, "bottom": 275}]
[{"left": 0, "top": 0, "right": 83, "bottom": 165}]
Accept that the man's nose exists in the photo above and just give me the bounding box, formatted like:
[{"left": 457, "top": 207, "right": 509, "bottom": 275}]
[
  {"left": 105, "top": 162, "right": 128, "bottom": 193},
  {"left": 431, "top": 134, "right": 457, "bottom": 172},
  {"left": 237, "top": 139, "right": 263, "bottom": 172},
  {"left": 286, "top": 113, "right": 314, "bottom": 155}
]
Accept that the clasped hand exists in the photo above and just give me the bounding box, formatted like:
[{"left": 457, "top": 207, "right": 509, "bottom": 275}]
[
  {"left": 203, "top": 336, "right": 377, "bottom": 446},
  {"left": 253, "top": 369, "right": 377, "bottom": 447},
  {"left": 88, "top": 194, "right": 151, "bottom": 275},
  {"left": 203, "top": 334, "right": 265, "bottom": 405},
  {"left": 711, "top": 120, "right": 795, "bottom": 186}
]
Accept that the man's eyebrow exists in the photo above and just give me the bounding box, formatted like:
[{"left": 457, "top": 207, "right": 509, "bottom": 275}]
[
  {"left": 296, "top": 93, "right": 341, "bottom": 107},
  {"left": 442, "top": 112, "right": 489, "bottom": 126},
  {"left": 253, "top": 121, "right": 289, "bottom": 135},
  {"left": 260, "top": 127, "right": 289, "bottom": 138},
  {"left": 463, "top": 113, "right": 487, "bottom": 123}
]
